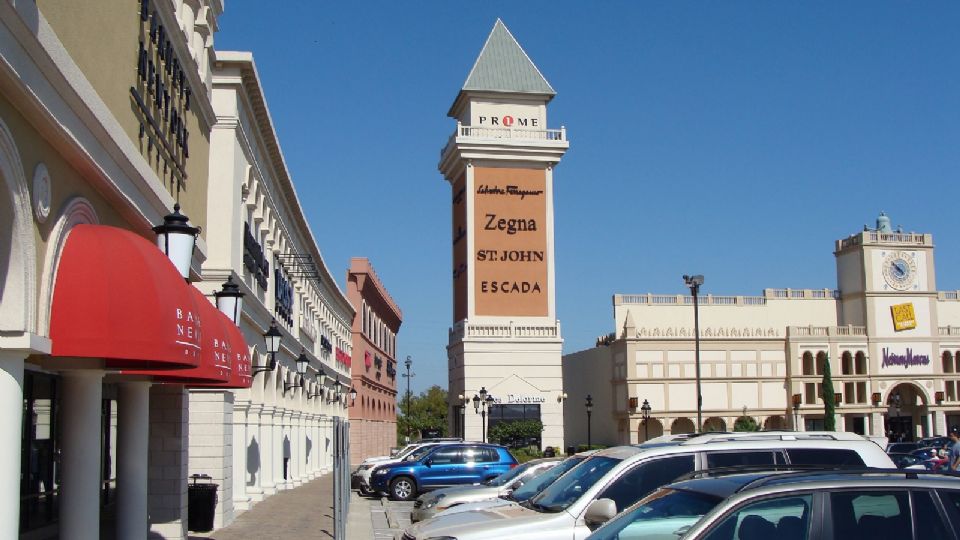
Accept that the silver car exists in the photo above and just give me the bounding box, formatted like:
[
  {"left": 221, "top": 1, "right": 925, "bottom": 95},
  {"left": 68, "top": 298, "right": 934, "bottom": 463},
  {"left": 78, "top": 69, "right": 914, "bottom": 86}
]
[
  {"left": 587, "top": 469, "right": 960, "bottom": 539},
  {"left": 411, "top": 457, "right": 562, "bottom": 522}
]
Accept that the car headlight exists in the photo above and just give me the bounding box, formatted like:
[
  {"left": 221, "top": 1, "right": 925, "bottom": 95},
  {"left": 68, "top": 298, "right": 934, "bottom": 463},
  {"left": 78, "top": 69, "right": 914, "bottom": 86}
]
[{"left": 374, "top": 468, "right": 389, "bottom": 475}]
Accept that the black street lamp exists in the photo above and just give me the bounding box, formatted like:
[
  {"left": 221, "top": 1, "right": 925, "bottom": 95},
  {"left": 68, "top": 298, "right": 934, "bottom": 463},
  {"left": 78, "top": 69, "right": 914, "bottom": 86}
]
[
  {"left": 214, "top": 275, "right": 244, "bottom": 325},
  {"left": 586, "top": 395, "right": 594, "bottom": 448},
  {"left": 284, "top": 349, "right": 310, "bottom": 392},
  {"left": 474, "top": 387, "right": 494, "bottom": 443},
  {"left": 349, "top": 386, "right": 358, "bottom": 406},
  {"left": 683, "top": 274, "right": 704, "bottom": 432},
  {"left": 402, "top": 356, "right": 414, "bottom": 441},
  {"left": 253, "top": 319, "right": 282, "bottom": 377},
  {"left": 308, "top": 371, "right": 326, "bottom": 399},
  {"left": 457, "top": 394, "right": 469, "bottom": 438},
  {"left": 640, "top": 399, "right": 652, "bottom": 442},
  {"left": 152, "top": 203, "right": 200, "bottom": 280}
]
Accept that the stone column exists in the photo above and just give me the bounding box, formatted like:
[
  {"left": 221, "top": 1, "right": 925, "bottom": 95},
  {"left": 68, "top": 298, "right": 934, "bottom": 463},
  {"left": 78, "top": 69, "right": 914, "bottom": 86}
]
[
  {"left": 274, "top": 408, "right": 287, "bottom": 490},
  {"left": 0, "top": 352, "right": 24, "bottom": 540},
  {"left": 291, "top": 410, "right": 302, "bottom": 486},
  {"left": 60, "top": 370, "right": 104, "bottom": 540},
  {"left": 148, "top": 384, "right": 189, "bottom": 540},
  {"left": 260, "top": 406, "right": 276, "bottom": 496},
  {"left": 117, "top": 381, "right": 151, "bottom": 540},
  {"left": 233, "top": 400, "right": 252, "bottom": 510},
  {"left": 870, "top": 411, "right": 885, "bottom": 438},
  {"left": 933, "top": 410, "right": 947, "bottom": 437}
]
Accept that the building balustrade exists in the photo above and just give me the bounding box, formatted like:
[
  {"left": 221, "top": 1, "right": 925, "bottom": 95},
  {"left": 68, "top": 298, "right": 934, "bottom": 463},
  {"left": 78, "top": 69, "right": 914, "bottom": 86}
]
[
  {"left": 787, "top": 325, "right": 867, "bottom": 337},
  {"left": 448, "top": 319, "right": 561, "bottom": 341},
  {"left": 440, "top": 121, "right": 567, "bottom": 158}
]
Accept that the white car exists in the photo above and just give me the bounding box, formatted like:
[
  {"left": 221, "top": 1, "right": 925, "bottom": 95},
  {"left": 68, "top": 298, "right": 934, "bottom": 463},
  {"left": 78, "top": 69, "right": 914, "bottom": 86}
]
[{"left": 399, "top": 431, "right": 895, "bottom": 540}]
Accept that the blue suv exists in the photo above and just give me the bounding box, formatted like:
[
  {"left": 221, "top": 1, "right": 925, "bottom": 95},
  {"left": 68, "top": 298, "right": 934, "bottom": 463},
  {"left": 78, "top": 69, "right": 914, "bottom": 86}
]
[{"left": 369, "top": 443, "right": 517, "bottom": 501}]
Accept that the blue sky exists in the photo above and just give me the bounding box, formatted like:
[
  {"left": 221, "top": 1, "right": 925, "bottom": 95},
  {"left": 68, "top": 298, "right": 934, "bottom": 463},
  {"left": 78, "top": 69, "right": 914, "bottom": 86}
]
[{"left": 217, "top": 2, "right": 960, "bottom": 394}]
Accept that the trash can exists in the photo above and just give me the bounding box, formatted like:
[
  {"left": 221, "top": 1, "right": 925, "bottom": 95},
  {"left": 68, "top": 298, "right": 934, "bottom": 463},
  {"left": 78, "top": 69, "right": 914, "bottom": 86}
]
[{"left": 187, "top": 474, "right": 218, "bottom": 532}]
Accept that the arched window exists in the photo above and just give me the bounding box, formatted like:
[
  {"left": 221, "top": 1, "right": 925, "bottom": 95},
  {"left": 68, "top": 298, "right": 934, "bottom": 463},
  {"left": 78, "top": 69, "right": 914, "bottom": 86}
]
[
  {"left": 855, "top": 351, "right": 867, "bottom": 374},
  {"left": 802, "top": 352, "right": 814, "bottom": 376},
  {"left": 841, "top": 351, "right": 853, "bottom": 375},
  {"left": 943, "top": 351, "right": 954, "bottom": 374},
  {"left": 815, "top": 351, "right": 828, "bottom": 376}
]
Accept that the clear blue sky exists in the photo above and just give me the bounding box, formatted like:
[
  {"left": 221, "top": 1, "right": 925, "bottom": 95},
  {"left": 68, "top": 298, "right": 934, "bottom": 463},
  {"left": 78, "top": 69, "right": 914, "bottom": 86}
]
[{"left": 217, "top": 2, "right": 960, "bottom": 394}]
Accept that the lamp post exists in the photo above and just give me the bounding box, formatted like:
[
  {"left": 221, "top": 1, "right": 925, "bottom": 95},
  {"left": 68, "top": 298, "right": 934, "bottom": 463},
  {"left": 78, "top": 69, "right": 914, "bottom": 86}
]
[
  {"left": 308, "top": 371, "right": 327, "bottom": 399},
  {"left": 349, "top": 386, "right": 358, "bottom": 406},
  {"left": 214, "top": 275, "right": 244, "bottom": 324},
  {"left": 402, "top": 356, "right": 414, "bottom": 441},
  {"left": 640, "top": 399, "right": 651, "bottom": 442},
  {"left": 253, "top": 319, "right": 282, "bottom": 377},
  {"left": 152, "top": 203, "right": 200, "bottom": 280},
  {"left": 457, "top": 394, "right": 469, "bottom": 438},
  {"left": 585, "top": 395, "right": 594, "bottom": 448},
  {"left": 792, "top": 393, "right": 802, "bottom": 431},
  {"left": 683, "top": 274, "right": 704, "bottom": 432},
  {"left": 473, "top": 387, "right": 494, "bottom": 443}
]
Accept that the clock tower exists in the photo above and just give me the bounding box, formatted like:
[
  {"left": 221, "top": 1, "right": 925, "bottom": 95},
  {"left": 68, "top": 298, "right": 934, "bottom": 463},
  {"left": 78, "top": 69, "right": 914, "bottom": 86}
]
[
  {"left": 835, "top": 213, "right": 939, "bottom": 375},
  {"left": 439, "top": 20, "right": 569, "bottom": 448}
]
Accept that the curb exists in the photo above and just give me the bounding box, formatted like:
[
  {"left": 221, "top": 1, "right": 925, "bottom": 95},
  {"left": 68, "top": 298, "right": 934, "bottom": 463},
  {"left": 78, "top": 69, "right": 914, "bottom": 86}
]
[{"left": 382, "top": 496, "right": 398, "bottom": 529}]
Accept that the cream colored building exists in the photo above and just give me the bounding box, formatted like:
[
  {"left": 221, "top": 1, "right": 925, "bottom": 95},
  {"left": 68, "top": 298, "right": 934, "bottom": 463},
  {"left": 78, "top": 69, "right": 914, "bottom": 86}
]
[
  {"left": 564, "top": 213, "right": 960, "bottom": 448},
  {"left": 440, "top": 20, "right": 569, "bottom": 450}
]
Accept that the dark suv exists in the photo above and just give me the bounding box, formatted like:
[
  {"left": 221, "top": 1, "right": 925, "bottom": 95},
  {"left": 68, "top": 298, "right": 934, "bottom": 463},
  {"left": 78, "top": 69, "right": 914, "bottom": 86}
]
[{"left": 369, "top": 443, "right": 517, "bottom": 501}]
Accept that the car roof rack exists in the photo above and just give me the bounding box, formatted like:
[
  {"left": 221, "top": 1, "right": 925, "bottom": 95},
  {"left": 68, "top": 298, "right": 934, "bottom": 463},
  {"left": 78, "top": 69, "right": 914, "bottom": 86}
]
[
  {"left": 674, "top": 464, "right": 852, "bottom": 482},
  {"left": 737, "top": 468, "right": 960, "bottom": 492},
  {"left": 682, "top": 431, "right": 868, "bottom": 445}
]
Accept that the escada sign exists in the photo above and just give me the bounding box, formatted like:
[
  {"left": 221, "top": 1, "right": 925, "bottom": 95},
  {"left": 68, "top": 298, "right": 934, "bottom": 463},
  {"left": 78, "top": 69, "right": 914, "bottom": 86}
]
[{"left": 882, "top": 347, "right": 930, "bottom": 369}]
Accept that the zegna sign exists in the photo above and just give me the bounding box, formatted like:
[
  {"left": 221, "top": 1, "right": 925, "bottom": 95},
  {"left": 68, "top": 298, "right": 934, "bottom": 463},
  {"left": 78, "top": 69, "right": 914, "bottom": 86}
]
[{"left": 472, "top": 166, "right": 548, "bottom": 317}]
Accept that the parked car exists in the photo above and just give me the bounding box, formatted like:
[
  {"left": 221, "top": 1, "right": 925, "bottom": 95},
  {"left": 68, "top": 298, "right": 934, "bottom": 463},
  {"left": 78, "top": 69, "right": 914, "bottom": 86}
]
[
  {"left": 353, "top": 441, "right": 460, "bottom": 495},
  {"left": 411, "top": 457, "right": 561, "bottom": 522},
  {"left": 911, "top": 447, "right": 949, "bottom": 470},
  {"left": 887, "top": 452, "right": 927, "bottom": 469},
  {"left": 919, "top": 436, "right": 951, "bottom": 450},
  {"left": 370, "top": 443, "right": 518, "bottom": 501},
  {"left": 588, "top": 469, "right": 960, "bottom": 539},
  {"left": 400, "top": 431, "right": 894, "bottom": 540},
  {"left": 886, "top": 441, "right": 921, "bottom": 454},
  {"left": 428, "top": 451, "right": 598, "bottom": 521}
]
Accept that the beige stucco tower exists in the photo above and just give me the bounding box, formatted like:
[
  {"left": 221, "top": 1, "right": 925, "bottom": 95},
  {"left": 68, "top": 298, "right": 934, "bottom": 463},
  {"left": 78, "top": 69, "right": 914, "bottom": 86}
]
[{"left": 439, "top": 20, "right": 569, "bottom": 450}]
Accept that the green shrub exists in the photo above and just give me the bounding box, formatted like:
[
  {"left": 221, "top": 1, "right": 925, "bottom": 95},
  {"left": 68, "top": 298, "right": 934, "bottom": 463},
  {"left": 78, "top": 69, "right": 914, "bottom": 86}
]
[
  {"left": 488, "top": 419, "right": 544, "bottom": 448},
  {"left": 511, "top": 446, "right": 543, "bottom": 463}
]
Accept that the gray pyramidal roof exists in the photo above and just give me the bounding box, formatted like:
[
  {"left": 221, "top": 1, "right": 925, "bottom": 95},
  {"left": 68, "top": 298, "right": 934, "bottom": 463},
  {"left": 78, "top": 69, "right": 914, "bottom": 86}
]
[{"left": 461, "top": 19, "right": 556, "bottom": 96}]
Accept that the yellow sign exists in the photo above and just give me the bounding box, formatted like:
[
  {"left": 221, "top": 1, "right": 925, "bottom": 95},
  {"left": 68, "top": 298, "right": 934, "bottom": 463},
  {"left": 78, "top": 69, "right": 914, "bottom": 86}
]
[{"left": 891, "top": 302, "right": 917, "bottom": 331}]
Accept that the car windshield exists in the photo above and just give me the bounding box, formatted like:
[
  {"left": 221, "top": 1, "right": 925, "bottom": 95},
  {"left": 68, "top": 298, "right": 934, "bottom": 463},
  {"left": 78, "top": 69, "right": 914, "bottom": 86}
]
[
  {"left": 486, "top": 461, "right": 535, "bottom": 486},
  {"left": 510, "top": 456, "right": 585, "bottom": 501},
  {"left": 529, "top": 456, "right": 620, "bottom": 512},
  {"left": 394, "top": 444, "right": 419, "bottom": 459},
  {"left": 586, "top": 488, "right": 722, "bottom": 540},
  {"left": 404, "top": 445, "right": 435, "bottom": 462}
]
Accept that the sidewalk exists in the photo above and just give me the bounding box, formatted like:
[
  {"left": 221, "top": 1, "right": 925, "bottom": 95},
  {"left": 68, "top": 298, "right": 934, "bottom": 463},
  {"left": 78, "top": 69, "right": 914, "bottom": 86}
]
[{"left": 193, "top": 472, "right": 374, "bottom": 539}]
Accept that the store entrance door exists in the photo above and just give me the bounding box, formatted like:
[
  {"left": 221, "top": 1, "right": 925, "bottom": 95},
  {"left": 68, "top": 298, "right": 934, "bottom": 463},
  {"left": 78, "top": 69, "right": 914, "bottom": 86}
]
[{"left": 886, "top": 416, "right": 914, "bottom": 442}]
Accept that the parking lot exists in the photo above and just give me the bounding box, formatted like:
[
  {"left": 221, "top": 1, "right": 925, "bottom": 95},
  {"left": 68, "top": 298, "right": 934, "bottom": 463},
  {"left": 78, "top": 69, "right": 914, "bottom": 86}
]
[{"left": 369, "top": 495, "right": 414, "bottom": 539}]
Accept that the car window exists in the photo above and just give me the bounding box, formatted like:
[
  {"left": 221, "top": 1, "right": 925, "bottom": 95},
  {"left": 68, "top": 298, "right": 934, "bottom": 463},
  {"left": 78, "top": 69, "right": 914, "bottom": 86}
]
[
  {"left": 701, "top": 494, "right": 812, "bottom": 540},
  {"left": 786, "top": 449, "right": 865, "bottom": 467},
  {"left": 706, "top": 451, "right": 778, "bottom": 468},
  {"left": 596, "top": 455, "right": 696, "bottom": 514},
  {"left": 531, "top": 456, "right": 621, "bottom": 512},
  {"left": 511, "top": 456, "right": 585, "bottom": 501},
  {"left": 405, "top": 445, "right": 435, "bottom": 461},
  {"left": 428, "top": 447, "right": 462, "bottom": 465},
  {"left": 484, "top": 447, "right": 501, "bottom": 462},
  {"left": 587, "top": 488, "right": 722, "bottom": 540},
  {"left": 829, "top": 490, "right": 910, "bottom": 539},
  {"left": 462, "top": 446, "right": 490, "bottom": 463},
  {"left": 912, "top": 490, "right": 951, "bottom": 538},
  {"left": 936, "top": 489, "right": 960, "bottom": 531}
]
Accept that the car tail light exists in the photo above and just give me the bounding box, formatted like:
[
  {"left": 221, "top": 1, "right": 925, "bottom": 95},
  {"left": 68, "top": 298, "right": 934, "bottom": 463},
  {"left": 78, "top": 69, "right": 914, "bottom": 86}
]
[{"left": 510, "top": 463, "right": 518, "bottom": 469}]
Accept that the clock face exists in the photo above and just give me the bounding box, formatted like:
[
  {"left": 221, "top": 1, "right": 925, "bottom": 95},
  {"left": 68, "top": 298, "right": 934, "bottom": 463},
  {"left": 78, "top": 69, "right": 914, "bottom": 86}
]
[{"left": 882, "top": 251, "right": 917, "bottom": 291}]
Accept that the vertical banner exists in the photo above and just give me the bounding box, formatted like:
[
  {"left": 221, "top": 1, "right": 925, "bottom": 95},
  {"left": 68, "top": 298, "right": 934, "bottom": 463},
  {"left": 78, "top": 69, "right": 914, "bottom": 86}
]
[
  {"left": 473, "top": 166, "right": 548, "bottom": 316},
  {"left": 451, "top": 173, "right": 468, "bottom": 321}
]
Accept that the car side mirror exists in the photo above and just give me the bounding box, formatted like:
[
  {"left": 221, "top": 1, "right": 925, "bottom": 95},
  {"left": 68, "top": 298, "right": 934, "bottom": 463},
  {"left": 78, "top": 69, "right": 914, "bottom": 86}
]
[
  {"left": 584, "top": 498, "right": 617, "bottom": 529},
  {"left": 424, "top": 458, "right": 432, "bottom": 467}
]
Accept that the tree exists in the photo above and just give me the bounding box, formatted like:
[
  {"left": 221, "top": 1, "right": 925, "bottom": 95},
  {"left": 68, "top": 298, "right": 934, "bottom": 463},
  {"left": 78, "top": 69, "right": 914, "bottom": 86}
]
[
  {"left": 733, "top": 416, "right": 759, "bottom": 432},
  {"left": 488, "top": 419, "right": 544, "bottom": 448},
  {"left": 822, "top": 354, "right": 836, "bottom": 431},
  {"left": 397, "top": 385, "right": 449, "bottom": 442}
]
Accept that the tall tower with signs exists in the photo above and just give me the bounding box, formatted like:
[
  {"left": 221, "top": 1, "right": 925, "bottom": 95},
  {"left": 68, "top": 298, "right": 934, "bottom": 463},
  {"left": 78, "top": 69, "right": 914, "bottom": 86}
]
[
  {"left": 834, "top": 213, "right": 940, "bottom": 435},
  {"left": 438, "top": 20, "right": 569, "bottom": 449}
]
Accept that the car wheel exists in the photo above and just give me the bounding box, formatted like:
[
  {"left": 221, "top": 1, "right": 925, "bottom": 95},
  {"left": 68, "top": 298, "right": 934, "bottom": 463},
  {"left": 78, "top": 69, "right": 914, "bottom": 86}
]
[{"left": 390, "top": 476, "right": 416, "bottom": 501}]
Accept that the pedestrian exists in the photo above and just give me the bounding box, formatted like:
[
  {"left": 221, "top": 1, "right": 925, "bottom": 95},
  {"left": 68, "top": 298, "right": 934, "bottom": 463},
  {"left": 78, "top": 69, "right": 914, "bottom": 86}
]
[{"left": 948, "top": 427, "right": 960, "bottom": 471}]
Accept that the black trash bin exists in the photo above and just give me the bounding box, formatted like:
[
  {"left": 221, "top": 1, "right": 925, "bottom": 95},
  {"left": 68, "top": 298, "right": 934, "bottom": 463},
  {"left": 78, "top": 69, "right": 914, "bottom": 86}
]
[{"left": 187, "top": 474, "right": 218, "bottom": 532}]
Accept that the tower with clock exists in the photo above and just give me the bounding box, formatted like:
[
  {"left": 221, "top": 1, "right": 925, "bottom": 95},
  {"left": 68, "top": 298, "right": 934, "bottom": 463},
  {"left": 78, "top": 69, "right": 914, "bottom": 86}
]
[
  {"left": 834, "top": 212, "right": 938, "bottom": 370},
  {"left": 438, "top": 20, "right": 569, "bottom": 448}
]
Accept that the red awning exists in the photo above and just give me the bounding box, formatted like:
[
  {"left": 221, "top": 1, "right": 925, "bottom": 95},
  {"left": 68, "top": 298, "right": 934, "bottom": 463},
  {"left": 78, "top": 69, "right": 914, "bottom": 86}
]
[
  {"left": 190, "top": 311, "right": 252, "bottom": 389},
  {"left": 50, "top": 224, "right": 201, "bottom": 370},
  {"left": 125, "top": 287, "right": 232, "bottom": 384}
]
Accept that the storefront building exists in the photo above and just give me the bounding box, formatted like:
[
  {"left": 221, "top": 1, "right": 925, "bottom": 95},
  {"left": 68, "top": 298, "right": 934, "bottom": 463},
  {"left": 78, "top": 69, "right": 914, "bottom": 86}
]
[
  {"left": 563, "top": 214, "right": 960, "bottom": 447},
  {"left": 194, "top": 50, "right": 354, "bottom": 530},
  {"left": 0, "top": 2, "right": 352, "bottom": 538},
  {"left": 440, "top": 20, "right": 569, "bottom": 450},
  {"left": 347, "top": 257, "right": 402, "bottom": 463}
]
